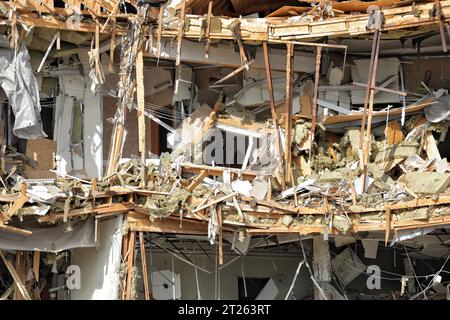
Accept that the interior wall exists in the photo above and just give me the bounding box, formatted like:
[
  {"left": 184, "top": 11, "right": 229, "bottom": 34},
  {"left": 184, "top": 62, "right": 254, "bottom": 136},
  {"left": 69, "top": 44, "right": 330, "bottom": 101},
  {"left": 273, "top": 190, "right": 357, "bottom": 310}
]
[
  {"left": 70, "top": 217, "right": 122, "bottom": 300},
  {"left": 135, "top": 251, "right": 313, "bottom": 300}
]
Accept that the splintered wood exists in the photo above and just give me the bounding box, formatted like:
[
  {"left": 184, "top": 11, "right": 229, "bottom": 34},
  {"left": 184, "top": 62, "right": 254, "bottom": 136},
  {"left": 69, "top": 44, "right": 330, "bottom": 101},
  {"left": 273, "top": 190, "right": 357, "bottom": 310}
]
[
  {"left": 285, "top": 43, "right": 294, "bottom": 183},
  {"left": 137, "top": 45, "right": 146, "bottom": 186}
]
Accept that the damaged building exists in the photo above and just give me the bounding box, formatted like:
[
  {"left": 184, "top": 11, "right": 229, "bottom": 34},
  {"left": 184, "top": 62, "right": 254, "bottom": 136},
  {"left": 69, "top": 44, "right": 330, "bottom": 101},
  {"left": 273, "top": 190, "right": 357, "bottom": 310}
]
[{"left": 0, "top": 0, "right": 449, "bottom": 301}]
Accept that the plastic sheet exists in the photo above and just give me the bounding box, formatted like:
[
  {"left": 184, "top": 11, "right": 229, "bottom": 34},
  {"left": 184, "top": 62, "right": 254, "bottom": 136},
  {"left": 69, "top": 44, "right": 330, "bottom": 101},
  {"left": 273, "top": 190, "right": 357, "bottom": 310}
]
[{"left": 0, "top": 43, "right": 46, "bottom": 139}]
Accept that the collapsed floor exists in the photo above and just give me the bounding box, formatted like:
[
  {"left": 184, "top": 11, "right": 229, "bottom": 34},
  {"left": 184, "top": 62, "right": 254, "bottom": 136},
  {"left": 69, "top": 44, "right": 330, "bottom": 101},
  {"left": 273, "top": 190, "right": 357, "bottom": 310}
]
[{"left": 0, "top": 0, "right": 450, "bottom": 300}]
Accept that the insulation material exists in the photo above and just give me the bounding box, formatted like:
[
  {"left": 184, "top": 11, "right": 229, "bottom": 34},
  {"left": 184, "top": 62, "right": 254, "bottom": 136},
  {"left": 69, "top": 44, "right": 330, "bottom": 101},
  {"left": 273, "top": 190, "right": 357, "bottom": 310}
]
[
  {"left": 0, "top": 218, "right": 96, "bottom": 252},
  {"left": 424, "top": 96, "right": 450, "bottom": 123},
  {"left": 390, "top": 226, "right": 441, "bottom": 245},
  {"left": 0, "top": 43, "right": 46, "bottom": 139},
  {"left": 331, "top": 248, "right": 365, "bottom": 285},
  {"left": 351, "top": 58, "right": 401, "bottom": 105},
  {"left": 173, "top": 65, "right": 192, "bottom": 103},
  {"left": 235, "top": 69, "right": 286, "bottom": 107}
]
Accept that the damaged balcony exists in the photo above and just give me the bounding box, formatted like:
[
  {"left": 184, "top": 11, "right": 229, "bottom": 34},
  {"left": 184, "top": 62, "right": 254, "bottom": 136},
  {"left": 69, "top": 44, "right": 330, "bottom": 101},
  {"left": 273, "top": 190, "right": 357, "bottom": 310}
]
[{"left": 0, "top": 0, "right": 449, "bottom": 301}]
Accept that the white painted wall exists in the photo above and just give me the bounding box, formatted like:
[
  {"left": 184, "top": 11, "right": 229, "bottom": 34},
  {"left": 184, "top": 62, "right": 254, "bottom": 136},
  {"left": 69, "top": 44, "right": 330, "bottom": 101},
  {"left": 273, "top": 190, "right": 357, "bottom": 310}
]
[
  {"left": 70, "top": 217, "right": 123, "bottom": 300},
  {"left": 135, "top": 252, "right": 313, "bottom": 300},
  {"left": 54, "top": 49, "right": 103, "bottom": 179}
]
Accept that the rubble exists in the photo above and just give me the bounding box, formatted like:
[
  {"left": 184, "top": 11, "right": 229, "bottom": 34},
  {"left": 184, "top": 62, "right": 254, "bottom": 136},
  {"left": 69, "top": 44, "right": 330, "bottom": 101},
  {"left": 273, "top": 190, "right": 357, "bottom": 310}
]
[{"left": 0, "top": 0, "right": 449, "bottom": 301}]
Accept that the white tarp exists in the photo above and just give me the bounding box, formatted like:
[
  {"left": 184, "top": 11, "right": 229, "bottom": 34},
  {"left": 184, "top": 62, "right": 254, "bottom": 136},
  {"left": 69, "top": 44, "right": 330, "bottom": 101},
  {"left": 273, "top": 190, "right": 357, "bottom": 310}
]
[
  {"left": 0, "top": 218, "right": 95, "bottom": 252},
  {"left": 0, "top": 41, "right": 46, "bottom": 139}
]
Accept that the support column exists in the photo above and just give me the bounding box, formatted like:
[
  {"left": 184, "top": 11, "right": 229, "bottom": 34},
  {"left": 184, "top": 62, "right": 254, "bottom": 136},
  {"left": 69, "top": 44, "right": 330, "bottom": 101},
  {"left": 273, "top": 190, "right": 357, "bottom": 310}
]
[{"left": 313, "top": 236, "right": 332, "bottom": 300}]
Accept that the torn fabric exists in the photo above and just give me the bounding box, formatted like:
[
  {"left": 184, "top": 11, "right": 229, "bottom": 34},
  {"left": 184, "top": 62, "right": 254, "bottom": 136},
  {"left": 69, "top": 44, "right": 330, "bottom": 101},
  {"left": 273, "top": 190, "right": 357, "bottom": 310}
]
[
  {"left": 0, "top": 218, "right": 96, "bottom": 252},
  {"left": 0, "top": 43, "right": 46, "bottom": 139}
]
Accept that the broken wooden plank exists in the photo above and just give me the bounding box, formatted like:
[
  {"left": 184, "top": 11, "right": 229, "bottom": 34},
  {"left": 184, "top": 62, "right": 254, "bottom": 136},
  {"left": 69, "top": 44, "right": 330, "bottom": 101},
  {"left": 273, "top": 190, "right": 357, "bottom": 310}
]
[
  {"left": 385, "top": 207, "right": 391, "bottom": 246},
  {"left": 139, "top": 231, "right": 150, "bottom": 300},
  {"left": 33, "top": 251, "right": 40, "bottom": 283},
  {"left": 192, "top": 193, "right": 237, "bottom": 213},
  {"left": 176, "top": 0, "right": 187, "bottom": 66},
  {"left": 137, "top": 44, "right": 146, "bottom": 187},
  {"left": 6, "top": 183, "right": 29, "bottom": 220},
  {"left": 0, "top": 251, "right": 31, "bottom": 300},
  {"left": 435, "top": 0, "right": 448, "bottom": 52},
  {"left": 361, "top": 24, "right": 382, "bottom": 188},
  {"left": 125, "top": 231, "right": 136, "bottom": 300},
  {"left": 187, "top": 170, "right": 208, "bottom": 192},
  {"left": 285, "top": 42, "right": 294, "bottom": 183},
  {"left": 424, "top": 131, "right": 442, "bottom": 161},
  {"left": 157, "top": 5, "right": 164, "bottom": 59},
  {"left": 217, "top": 205, "right": 223, "bottom": 265},
  {"left": 204, "top": 1, "right": 213, "bottom": 58},
  {"left": 211, "top": 60, "right": 254, "bottom": 86},
  {"left": 0, "top": 224, "right": 32, "bottom": 236},
  {"left": 353, "top": 81, "right": 407, "bottom": 96}
]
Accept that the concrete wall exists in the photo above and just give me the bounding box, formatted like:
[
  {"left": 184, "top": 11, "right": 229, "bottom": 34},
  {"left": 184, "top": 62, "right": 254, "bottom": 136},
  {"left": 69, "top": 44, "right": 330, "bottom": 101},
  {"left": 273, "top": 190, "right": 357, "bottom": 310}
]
[
  {"left": 70, "top": 217, "right": 122, "bottom": 300},
  {"left": 135, "top": 252, "right": 313, "bottom": 300}
]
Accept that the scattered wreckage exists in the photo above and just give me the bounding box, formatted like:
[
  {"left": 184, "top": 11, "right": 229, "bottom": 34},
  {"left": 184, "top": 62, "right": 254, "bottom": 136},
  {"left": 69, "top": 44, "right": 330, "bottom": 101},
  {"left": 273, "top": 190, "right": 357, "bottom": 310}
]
[{"left": 0, "top": 0, "right": 449, "bottom": 300}]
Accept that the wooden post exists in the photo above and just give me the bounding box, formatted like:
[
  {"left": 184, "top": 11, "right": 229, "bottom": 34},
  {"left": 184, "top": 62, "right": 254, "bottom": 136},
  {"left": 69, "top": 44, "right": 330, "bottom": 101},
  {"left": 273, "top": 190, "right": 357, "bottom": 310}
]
[
  {"left": 125, "top": 231, "right": 136, "bottom": 300},
  {"left": 120, "top": 230, "right": 129, "bottom": 300},
  {"left": 176, "top": 0, "right": 186, "bottom": 66},
  {"left": 361, "top": 30, "right": 381, "bottom": 189},
  {"left": 109, "top": 22, "right": 116, "bottom": 73},
  {"left": 263, "top": 41, "right": 285, "bottom": 190},
  {"left": 33, "top": 251, "right": 40, "bottom": 282},
  {"left": 205, "top": 1, "right": 213, "bottom": 58},
  {"left": 157, "top": 6, "right": 164, "bottom": 60},
  {"left": 285, "top": 42, "right": 294, "bottom": 184},
  {"left": 309, "top": 47, "right": 322, "bottom": 163},
  {"left": 385, "top": 207, "right": 391, "bottom": 246},
  {"left": 139, "top": 231, "right": 151, "bottom": 300},
  {"left": 13, "top": 251, "right": 27, "bottom": 300},
  {"left": 435, "top": 0, "right": 447, "bottom": 52},
  {"left": 137, "top": 44, "right": 146, "bottom": 187},
  {"left": 313, "top": 236, "right": 332, "bottom": 300},
  {"left": 218, "top": 206, "right": 223, "bottom": 265}
]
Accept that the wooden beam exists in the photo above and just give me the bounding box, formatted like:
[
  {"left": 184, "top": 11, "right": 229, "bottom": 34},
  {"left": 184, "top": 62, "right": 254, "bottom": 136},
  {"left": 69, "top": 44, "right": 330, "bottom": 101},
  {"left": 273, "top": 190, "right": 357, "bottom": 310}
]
[
  {"left": 157, "top": 5, "right": 164, "bottom": 59},
  {"left": 0, "top": 250, "right": 31, "bottom": 300},
  {"left": 137, "top": 44, "right": 146, "bottom": 187},
  {"left": 436, "top": 0, "right": 448, "bottom": 52},
  {"left": 187, "top": 170, "right": 208, "bottom": 192},
  {"left": 204, "top": 1, "right": 213, "bottom": 58},
  {"left": 263, "top": 41, "right": 285, "bottom": 190},
  {"left": 139, "top": 231, "right": 150, "bottom": 300},
  {"left": 309, "top": 46, "right": 322, "bottom": 163},
  {"left": 5, "top": 183, "right": 28, "bottom": 220},
  {"left": 192, "top": 193, "right": 237, "bottom": 213},
  {"left": 385, "top": 207, "right": 391, "bottom": 246},
  {"left": 125, "top": 231, "right": 136, "bottom": 300},
  {"left": 0, "top": 224, "right": 32, "bottom": 236},
  {"left": 128, "top": 212, "right": 209, "bottom": 235},
  {"left": 352, "top": 81, "right": 407, "bottom": 96},
  {"left": 285, "top": 42, "right": 294, "bottom": 183},
  {"left": 217, "top": 205, "right": 223, "bottom": 265},
  {"left": 176, "top": 0, "right": 187, "bottom": 66},
  {"left": 33, "top": 251, "right": 40, "bottom": 282},
  {"left": 361, "top": 29, "right": 382, "bottom": 189}
]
